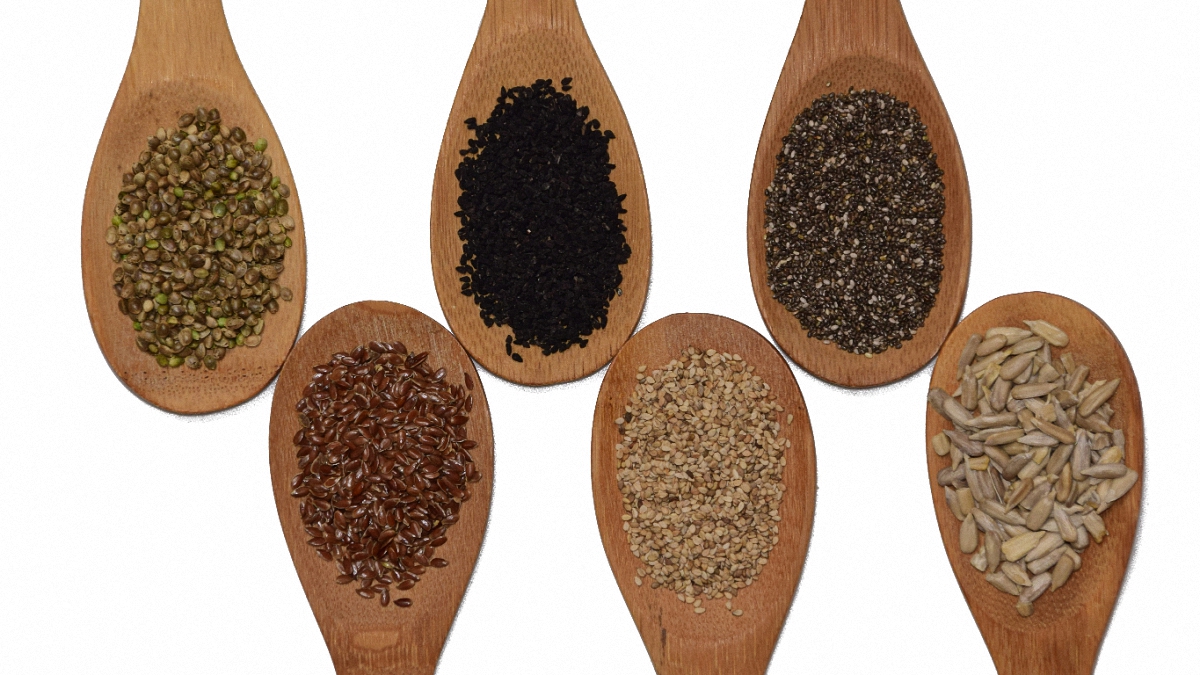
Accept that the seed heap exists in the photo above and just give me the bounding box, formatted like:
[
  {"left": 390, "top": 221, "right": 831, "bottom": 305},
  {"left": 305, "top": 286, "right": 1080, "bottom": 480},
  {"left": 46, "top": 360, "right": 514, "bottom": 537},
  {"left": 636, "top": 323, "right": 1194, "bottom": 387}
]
[
  {"left": 290, "top": 341, "right": 482, "bottom": 608},
  {"left": 928, "top": 320, "right": 1138, "bottom": 617},
  {"left": 106, "top": 106, "right": 295, "bottom": 370},
  {"left": 764, "top": 89, "right": 945, "bottom": 355},
  {"left": 455, "top": 77, "right": 631, "bottom": 361},
  {"left": 615, "top": 348, "right": 789, "bottom": 617}
]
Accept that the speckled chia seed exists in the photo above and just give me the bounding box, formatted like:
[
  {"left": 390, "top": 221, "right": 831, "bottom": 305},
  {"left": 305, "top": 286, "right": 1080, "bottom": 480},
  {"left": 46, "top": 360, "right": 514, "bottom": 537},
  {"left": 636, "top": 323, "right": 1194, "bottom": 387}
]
[{"left": 764, "top": 89, "right": 945, "bottom": 355}]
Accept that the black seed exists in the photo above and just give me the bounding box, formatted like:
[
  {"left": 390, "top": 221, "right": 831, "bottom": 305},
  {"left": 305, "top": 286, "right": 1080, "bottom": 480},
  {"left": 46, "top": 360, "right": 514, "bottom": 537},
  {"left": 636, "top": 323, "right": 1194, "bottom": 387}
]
[
  {"left": 511, "top": 352, "right": 523, "bottom": 362},
  {"left": 455, "top": 78, "right": 630, "bottom": 359}
]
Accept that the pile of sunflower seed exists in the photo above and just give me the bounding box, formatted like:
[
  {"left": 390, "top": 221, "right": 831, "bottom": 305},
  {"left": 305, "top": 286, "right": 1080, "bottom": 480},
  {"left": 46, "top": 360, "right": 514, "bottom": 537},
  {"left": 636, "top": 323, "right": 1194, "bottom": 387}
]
[
  {"left": 615, "top": 347, "right": 789, "bottom": 617},
  {"left": 106, "top": 106, "right": 295, "bottom": 370},
  {"left": 928, "top": 320, "right": 1137, "bottom": 617}
]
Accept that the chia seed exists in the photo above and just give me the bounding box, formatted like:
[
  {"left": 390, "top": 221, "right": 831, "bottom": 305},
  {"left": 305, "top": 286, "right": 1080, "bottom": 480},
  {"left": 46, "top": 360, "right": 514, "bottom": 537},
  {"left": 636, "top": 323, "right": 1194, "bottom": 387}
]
[{"left": 764, "top": 88, "right": 945, "bottom": 355}]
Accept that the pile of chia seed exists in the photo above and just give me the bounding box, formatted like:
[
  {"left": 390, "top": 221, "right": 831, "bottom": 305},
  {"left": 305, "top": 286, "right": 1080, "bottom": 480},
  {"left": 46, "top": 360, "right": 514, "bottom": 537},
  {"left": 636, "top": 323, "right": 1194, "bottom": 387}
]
[{"left": 764, "top": 88, "right": 945, "bottom": 355}]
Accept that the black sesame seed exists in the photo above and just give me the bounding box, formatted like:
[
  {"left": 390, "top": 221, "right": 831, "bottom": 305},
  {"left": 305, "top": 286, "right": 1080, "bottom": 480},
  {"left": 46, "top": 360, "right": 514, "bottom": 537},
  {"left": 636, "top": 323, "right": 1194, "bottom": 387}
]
[
  {"left": 764, "top": 89, "right": 946, "bottom": 355},
  {"left": 456, "top": 78, "right": 631, "bottom": 359}
]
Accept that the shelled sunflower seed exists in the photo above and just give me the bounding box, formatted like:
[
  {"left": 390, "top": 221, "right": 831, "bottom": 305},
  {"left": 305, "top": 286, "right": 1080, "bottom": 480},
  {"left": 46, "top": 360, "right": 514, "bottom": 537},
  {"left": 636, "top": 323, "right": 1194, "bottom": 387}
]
[
  {"left": 106, "top": 106, "right": 295, "bottom": 370},
  {"left": 616, "top": 348, "right": 789, "bottom": 617},
  {"left": 929, "top": 320, "right": 1137, "bottom": 617}
]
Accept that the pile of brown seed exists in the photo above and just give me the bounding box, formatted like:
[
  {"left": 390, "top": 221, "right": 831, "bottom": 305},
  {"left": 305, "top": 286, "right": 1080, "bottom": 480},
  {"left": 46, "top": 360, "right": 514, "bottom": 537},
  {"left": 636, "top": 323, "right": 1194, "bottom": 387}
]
[
  {"left": 106, "top": 106, "right": 295, "bottom": 370},
  {"left": 615, "top": 347, "right": 789, "bottom": 617},
  {"left": 929, "top": 320, "right": 1137, "bottom": 617},
  {"left": 764, "top": 89, "right": 945, "bottom": 355},
  {"left": 290, "top": 341, "right": 482, "bottom": 608}
]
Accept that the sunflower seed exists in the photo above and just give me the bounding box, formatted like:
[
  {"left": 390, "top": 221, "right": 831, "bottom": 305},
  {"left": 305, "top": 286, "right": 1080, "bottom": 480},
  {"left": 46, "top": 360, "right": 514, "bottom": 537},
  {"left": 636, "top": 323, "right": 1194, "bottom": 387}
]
[
  {"left": 1000, "top": 353, "right": 1035, "bottom": 381},
  {"left": 959, "top": 334, "right": 984, "bottom": 369},
  {"left": 1105, "top": 470, "right": 1139, "bottom": 503},
  {"left": 1052, "top": 503, "right": 1078, "bottom": 543},
  {"left": 975, "top": 334, "right": 1008, "bottom": 357},
  {"left": 1082, "top": 463, "right": 1127, "bottom": 479},
  {"left": 960, "top": 513, "right": 979, "bottom": 553},
  {"left": 986, "top": 327, "right": 1033, "bottom": 345},
  {"left": 1025, "top": 532, "right": 1064, "bottom": 562},
  {"left": 1011, "top": 382, "right": 1060, "bottom": 399},
  {"left": 1078, "top": 378, "right": 1121, "bottom": 418},
  {"left": 971, "top": 545, "right": 988, "bottom": 572},
  {"left": 1001, "top": 562, "right": 1032, "bottom": 586},
  {"left": 1082, "top": 512, "right": 1108, "bottom": 542},
  {"left": 1010, "top": 337, "right": 1045, "bottom": 355},
  {"left": 1028, "top": 545, "right": 1068, "bottom": 574},
  {"left": 1045, "top": 443, "right": 1074, "bottom": 478},
  {"left": 946, "top": 429, "right": 985, "bottom": 457},
  {"left": 957, "top": 488, "right": 975, "bottom": 518},
  {"left": 1050, "top": 555, "right": 1074, "bottom": 591},
  {"left": 1031, "top": 418, "right": 1076, "bottom": 445},
  {"left": 986, "top": 571, "right": 1022, "bottom": 595},
  {"left": 1002, "top": 531, "right": 1046, "bottom": 561},
  {"left": 946, "top": 486, "right": 965, "bottom": 520},
  {"left": 1019, "top": 572, "right": 1052, "bottom": 604},
  {"left": 1022, "top": 320, "right": 1068, "bottom": 347},
  {"left": 932, "top": 432, "right": 951, "bottom": 456}
]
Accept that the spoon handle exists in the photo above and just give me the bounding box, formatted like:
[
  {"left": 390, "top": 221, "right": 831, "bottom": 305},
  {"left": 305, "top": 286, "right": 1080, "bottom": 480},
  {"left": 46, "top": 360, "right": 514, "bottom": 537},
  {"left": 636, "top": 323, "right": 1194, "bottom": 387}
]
[
  {"left": 990, "top": 629, "right": 1100, "bottom": 675},
  {"left": 128, "top": 0, "right": 240, "bottom": 81},
  {"left": 327, "top": 634, "right": 436, "bottom": 675},
  {"left": 479, "top": 0, "right": 584, "bottom": 39},
  {"left": 794, "top": 0, "right": 920, "bottom": 63}
]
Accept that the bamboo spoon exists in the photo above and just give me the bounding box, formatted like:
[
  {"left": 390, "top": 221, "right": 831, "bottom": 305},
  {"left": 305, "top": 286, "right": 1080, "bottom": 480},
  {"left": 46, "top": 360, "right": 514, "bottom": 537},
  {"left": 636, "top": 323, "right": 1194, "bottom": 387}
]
[
  {"left": 926, "top": 292, "right": 1142, "bottom": 675},
  {"left": 747, "top": 0, "right": 970, "bottom": 388},
  {"left": 431, "top": 0, "right": 651, "bottom": 387},
  {"left": 81, "top": 0, "right": 305, "bottom": 413},
  {"left": 592, "top": 313, "right": 815, "bottom": 675},
  {"left": 269, "top": 301, "right": 493, "bottom": 675}
]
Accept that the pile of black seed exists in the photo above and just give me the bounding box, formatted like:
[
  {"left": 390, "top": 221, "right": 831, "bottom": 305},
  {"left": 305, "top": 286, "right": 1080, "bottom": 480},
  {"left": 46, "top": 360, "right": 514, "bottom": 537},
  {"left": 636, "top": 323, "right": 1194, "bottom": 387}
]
[
  {"left": 764, "top": 89, "right": 945, "bottom": 355},
  {"left": 455, "top": 77, "right": 630, "bottom": 361}
]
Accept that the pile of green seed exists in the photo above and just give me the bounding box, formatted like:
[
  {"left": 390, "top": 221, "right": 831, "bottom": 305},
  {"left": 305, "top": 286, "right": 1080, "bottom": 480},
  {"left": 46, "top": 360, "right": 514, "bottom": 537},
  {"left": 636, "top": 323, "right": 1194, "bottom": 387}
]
[
  {"left": 764, "top": 88, "right": 945, "bottom": 355},
  {"left": 106, "top": 106, "right": 295, "bottom": 370}
]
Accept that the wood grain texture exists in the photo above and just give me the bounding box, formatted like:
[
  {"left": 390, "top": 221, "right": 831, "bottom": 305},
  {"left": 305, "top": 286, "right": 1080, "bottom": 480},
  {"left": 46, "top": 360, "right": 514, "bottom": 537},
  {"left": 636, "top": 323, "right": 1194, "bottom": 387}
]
[
  {"left": 269, "top": 301, "right": 493, "bottom": 675},
  {"left": 926, "top": 292, "right": 1142, "bottom": 675},
  {"left": 431, "top": 0, "right": 651, "bottom": 386},
  {"left": 747, "top": 0, "right": 970, "bottom": 388},
  {"left": 81, "top": 0, "right": 306, "bottom": 414},
  {"left": 592, "top": 313, "right": 816, "bottom": 675}
]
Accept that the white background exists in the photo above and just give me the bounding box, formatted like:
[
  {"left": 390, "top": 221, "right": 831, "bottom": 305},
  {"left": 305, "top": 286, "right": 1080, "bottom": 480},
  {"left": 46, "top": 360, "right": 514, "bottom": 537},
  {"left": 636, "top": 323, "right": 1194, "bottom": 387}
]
[{"left": 1, "top": 1, "right": 1197, "bottom": 673}]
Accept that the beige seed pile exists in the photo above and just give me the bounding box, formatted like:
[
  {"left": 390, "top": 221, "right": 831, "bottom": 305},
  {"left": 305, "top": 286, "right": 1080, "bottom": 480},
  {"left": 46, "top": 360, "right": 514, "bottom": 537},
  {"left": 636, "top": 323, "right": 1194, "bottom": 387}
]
[
  {"left": 616, "top": 347, "right": 788, "bottom": 617},
  {"left": 929, "top": 320, "right": 1138, "bottom": 617}
]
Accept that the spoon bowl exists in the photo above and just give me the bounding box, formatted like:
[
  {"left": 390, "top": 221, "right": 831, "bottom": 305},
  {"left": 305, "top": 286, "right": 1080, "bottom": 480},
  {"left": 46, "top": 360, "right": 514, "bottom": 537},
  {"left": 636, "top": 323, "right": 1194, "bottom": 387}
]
[
  {"left": 81, "top": 0, "right": 306, "bottom": 413},
  {"left": 269, "top": 301, "right": 493, "bottom": 675},
  {"left": 431, "top": 0, "right": 651, "bottom": 386},
  {"left": 926, "top": 292, "right": 1142, "bottom": 674},
  {"left": 592, "top": 313, "right": 815, "bottom": 675},
  {"left": 747, "top": 0, "right": 970, "bottom": 387}
]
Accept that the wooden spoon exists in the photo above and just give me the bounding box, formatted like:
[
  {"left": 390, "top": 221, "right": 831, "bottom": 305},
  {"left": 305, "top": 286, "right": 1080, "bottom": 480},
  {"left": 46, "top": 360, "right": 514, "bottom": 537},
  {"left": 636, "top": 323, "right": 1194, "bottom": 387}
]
[
  {"left": 591, "top": 313, "right": 816, "bottom": 675},
  {"left": 269, "top": 301, "right": 493, "bottom": 675},
  {"left": 925, "top": 292, "right": 1142, "bottom": 675},
  {"left": 81, "top": 0, "right": 306, "bottom": 413},
  {"left": 431, "top": 0, "right": 651, "bottom": 386},
  {"left": 747, "top": 0, "right": 970, "bottom": 388}
]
